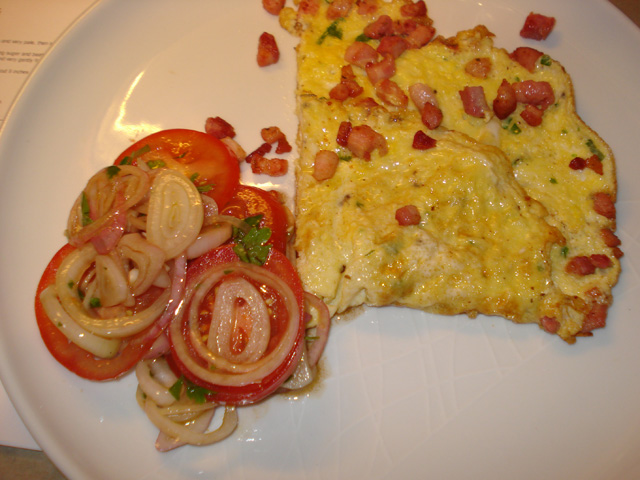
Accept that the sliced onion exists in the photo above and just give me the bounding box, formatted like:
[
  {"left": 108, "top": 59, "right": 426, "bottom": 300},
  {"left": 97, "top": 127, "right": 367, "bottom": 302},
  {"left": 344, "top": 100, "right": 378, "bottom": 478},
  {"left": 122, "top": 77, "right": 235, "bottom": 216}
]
[
  {"left": 220, "top": 136, "right": 246, "bottom": 161},
  {"left": 143, "top": 332, "right": 171, "bottom": 360},
  {"left": 280, "top": 347, "right": 314, "bottom": 390},
  {"left": 146, "top": 169, "right": 204, "bottom": 259},
  {"left": 40, "top": 285, "right": 121, "bottom": 358},
  {"left": 67, "top": 165, "right": 150, "bottom": 248},
  {"left": 208, "top": 277, "right": 270, "bottom": 364},
  {"left": 303, "top": 292, "right": 331, "bottom": 368},
  {"left": 136, "top": 254, "right": 187, "bottom": 344},
  {"left": 207, "top": 214, "right": 252, "bottom": 234},
  {"left": 117, "top": 233, "right": 166, "bottom": 295},
  {"left": 94, "top": 253, "right": 130, "bottom": 307},
  {"left": 135, "top": 359, "right": 178, "bottom": 407},
  {"left": 142, "top": 396, "right": 238, "bottom": 447},
  {"left": 185, "top": 224, "right": 232, "bottom": 260},
  {"left": 154, "top": 409, "right": 217, "bottom": 452},
  {"left": 55, "top": 243, "right": 171, "bottom": 338},
  {"left": 201, "top": 195, "right": 219, "bottom": 226},
  {"left": 169, "top": 262, "right": 301, "bottom": 387}
]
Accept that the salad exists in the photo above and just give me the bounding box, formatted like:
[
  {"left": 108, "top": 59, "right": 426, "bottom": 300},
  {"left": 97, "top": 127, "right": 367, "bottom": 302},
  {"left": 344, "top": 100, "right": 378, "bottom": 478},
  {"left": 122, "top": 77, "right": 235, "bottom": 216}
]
[{"left": 34, "top": 124, "right": 330, "bottom": 451}]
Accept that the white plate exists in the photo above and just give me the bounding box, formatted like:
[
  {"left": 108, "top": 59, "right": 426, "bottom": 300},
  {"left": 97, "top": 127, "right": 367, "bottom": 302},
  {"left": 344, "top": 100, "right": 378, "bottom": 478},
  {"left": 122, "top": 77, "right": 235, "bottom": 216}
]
[{"left": 1, "top": 1, "right": 639, "bottom": 479}]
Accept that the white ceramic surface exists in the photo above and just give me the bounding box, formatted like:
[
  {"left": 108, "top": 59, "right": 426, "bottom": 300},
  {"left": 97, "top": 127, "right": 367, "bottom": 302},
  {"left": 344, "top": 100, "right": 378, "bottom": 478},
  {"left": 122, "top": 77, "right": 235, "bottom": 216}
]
[{"left": 1, "top": 1, "right": 639, "bottom": 479}]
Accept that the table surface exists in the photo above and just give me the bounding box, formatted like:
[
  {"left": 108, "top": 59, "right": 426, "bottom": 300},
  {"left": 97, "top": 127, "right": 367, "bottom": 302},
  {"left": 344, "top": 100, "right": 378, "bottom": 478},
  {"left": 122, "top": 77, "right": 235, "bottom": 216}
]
[{"left": 1, "top": 1, "right": 638, "bottom": 479}]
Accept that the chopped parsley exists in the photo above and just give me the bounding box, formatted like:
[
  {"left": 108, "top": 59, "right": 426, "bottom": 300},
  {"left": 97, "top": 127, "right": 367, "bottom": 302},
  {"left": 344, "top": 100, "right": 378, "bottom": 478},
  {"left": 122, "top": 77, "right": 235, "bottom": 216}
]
[
  {"left": 169, "top": 376, "right": 215, "bottom": 403},
  {"left": 550, "top": 177, "right": 558, "bottom": 184},
  {"left": 197, "top": 184, "right": 214, "bottom": 193},
  {"left": 146, "top": 159, "right": 166, "bottom": 170},
  {"left": 586, "top": 139, "right": 605, "bottom": 160},
  {"left": 190, "top": 172, "right": 214, "bottom": 193},
  {"left": 119, "top": 144, "right": 150, "bottom": 165},
  {"left": 89, "top": 297, "right": 102, "bottom": 308},
  {"left": 355, "top": 33, "right": 371, "bottom": 43},
  {"left": 105, "top": 165, "right": 121, "bottom": 179},
  {"left": 233, "top": 214, "right": 272, "bottom": 265},
  {"left": 561, "top": 246, "right": 569, "bottom": 257},
  {"left": 317, "top": 18, "right": 344, "bottom": 44},
  {"left": 540, "top": 55, "right": 552, "bottom": 66},
  {"left": 501, "top": 117, "right": 522, "bottom": 133},
  {"left": 81, "top": 192, "right": 92, "bottom": 226}
]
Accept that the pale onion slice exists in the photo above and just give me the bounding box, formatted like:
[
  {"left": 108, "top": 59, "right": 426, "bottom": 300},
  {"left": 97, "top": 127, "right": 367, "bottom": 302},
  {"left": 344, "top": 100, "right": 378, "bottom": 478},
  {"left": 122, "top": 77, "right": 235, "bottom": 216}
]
[
  {"left": 220, "top": 136, "right": 246, "bottom": 161},
  {"left": 117, "top": 233, "right": 166, "bottom": 296},
  {"left": 135, "top": 359, "right": 178, "bottom": 407},
  {"left": 40, "top": 285, "right": 121, "bottom": 358},
  {"left": 185, "top": 224, "right": 232, "bottom": 260},
  {"left": 201, "top": 194, "right": 219, "bottom": 226},
  {"left": 141, "top": 394, "right": 238, "bottom": 448},
  {"left": 146, "top": 169, "right": 204, "bottom": 259},
  {"left": 94, "top": 253, "right": 130, "bottom": 307},
  {"left": 208, "top": 276, "right": 271, "bottom": 364},
  {"left": 156, "top": 402, "right": 219, "bottom": 420},
  {"left": 154, "top": 409, "right": 217, "bottom": 452},
  {"left": 169, "top": 262, "right": 301, "bottom": 387},
  {"left": 148, "top": 355, "right": 179, "bottom": 388},
  {"left": 303, "top": 292, "right": 331, "bottom": 368},
  {"left": 280, "top": 347, "right": 314, "bottom": 391},
  {"left": 55, "top": 244, "right": 171, "bottom": 338}
]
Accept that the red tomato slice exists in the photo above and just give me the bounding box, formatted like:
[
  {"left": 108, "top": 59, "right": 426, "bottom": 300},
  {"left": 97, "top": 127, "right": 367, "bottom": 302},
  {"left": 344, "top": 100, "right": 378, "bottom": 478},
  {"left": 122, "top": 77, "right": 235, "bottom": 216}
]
[
  {"left": 35, "top": 244, "right": 164, "bottom": 381},
  {"left": 114, "top": 129, "right": 240, "bottom": 208},
  {"left": 221, "top": 185, "right": 291, "bottom": 253},
  {"left": 169, "top": 245, "right": 305, "bottom": 405}
]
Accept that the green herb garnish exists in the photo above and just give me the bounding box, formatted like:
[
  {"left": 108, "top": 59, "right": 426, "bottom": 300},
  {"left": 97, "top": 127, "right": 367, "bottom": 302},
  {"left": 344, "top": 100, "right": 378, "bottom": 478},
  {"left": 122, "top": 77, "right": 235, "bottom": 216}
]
[
  {"left": 586, "top": 139, "right": 604, "bottom": 160},
  {"left": 189, "top": 172, "right": 214, "bottom": 193},
  {"left": 561, "top": 246, "right": 569, "bottom": 258},
  {"left": 169, "top": 376, "right": 215, "bottom": 403},
  {"left": 355, "top": 33, "right": 371, "bottom": 42},
  {"left": 196, "top": 184, "right": 214, "bottom": 193},
  {"left": 105, "top": 165, "right": 121, "bottom": 179},
  {"left": 81, "top": 192, "right": 92, "bottom": 226},
  {"left": 233, "top": 214, "right": 272, "bottom": 265},
  {"left": 146, "top": 159, "right": 166, "bottom": 169},
  {"left": 119, "top": 144, "right": 151, "bottom": 165},
  {"left": 317, "top": 18, "right": 344, "bottom": 44},
  {"left": 89, "top": 297, "right": 102, "bottom": 308},
  {"left": 550, "top": 177, "right": 558, "bottom": 184},
  {"left": 169, "top": 378, "right": 183, "bottom": 400},
  {"left": 510, "top": 123, "right": 522, "bottom": 134},
  {"left": 540, "top": 55, "right": 552, "bottom": 66}
]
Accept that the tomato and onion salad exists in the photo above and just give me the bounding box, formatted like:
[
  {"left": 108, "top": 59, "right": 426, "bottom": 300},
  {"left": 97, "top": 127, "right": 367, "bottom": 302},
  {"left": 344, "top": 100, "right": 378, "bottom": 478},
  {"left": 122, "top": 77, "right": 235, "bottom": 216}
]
[{"left": 34, "top": 127, "right": 331, "bottom": 449}]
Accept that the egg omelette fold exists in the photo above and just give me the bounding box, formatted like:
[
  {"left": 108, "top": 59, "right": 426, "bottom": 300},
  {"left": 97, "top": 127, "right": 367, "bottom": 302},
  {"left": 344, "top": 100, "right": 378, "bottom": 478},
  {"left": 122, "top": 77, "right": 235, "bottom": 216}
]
[{"left": 280, "top": 0, "right": 621, "bottom": 343}]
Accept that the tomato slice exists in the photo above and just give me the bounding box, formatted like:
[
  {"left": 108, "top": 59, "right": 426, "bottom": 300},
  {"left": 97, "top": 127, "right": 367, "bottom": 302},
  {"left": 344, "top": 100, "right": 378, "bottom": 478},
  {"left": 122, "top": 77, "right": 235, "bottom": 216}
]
[
  {"left": 221, "top": 185, "right": 291, "bottom": 253},
  {"left": 114, "top": 129, "right": 240, "bottom": 208},
  {"left": 35, "top": 244, "right": 164, "bottom": 381},
  {"left": 168, "top": 245, "right": 305, "bottom": 405}
]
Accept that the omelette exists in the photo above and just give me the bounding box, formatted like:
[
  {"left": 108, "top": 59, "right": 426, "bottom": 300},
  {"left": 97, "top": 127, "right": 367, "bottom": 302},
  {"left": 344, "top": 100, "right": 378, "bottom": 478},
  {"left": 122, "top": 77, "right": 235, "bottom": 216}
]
[{"left": 280, "top": 0, "right": 620, "bottom": 342}]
